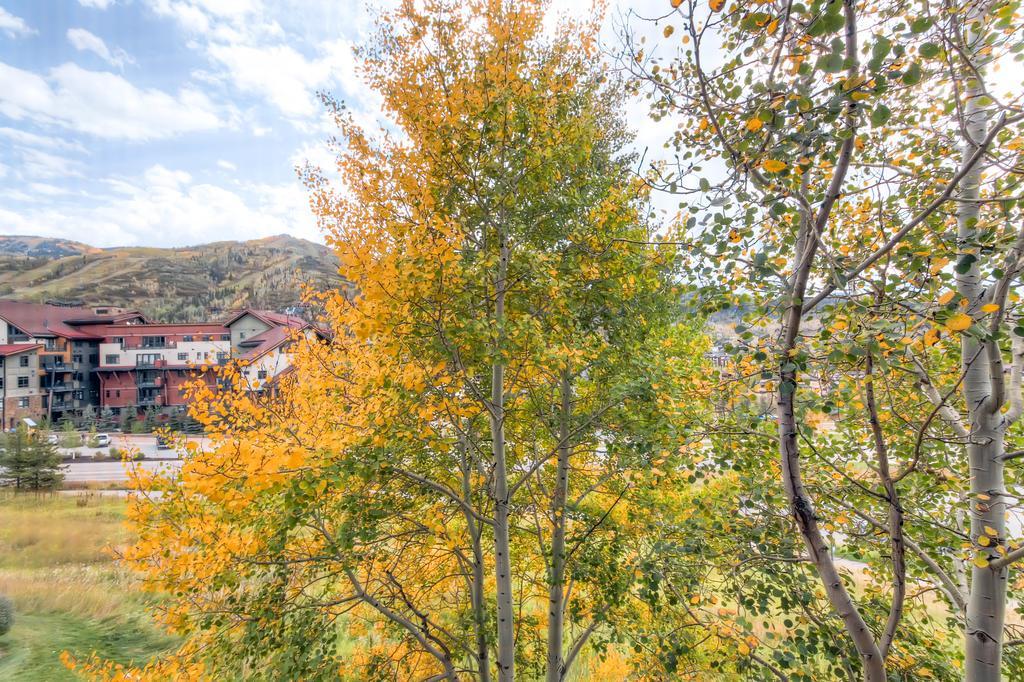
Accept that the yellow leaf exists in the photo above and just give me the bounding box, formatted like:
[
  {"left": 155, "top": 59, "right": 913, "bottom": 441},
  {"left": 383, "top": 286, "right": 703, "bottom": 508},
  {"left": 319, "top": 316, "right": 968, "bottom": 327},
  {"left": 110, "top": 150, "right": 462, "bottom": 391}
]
[
  {"left": 979, "top": 536, "right": 992, "bottom": 547},
  {"left": 709, "top": 0, "right": 726, "bottom": 11},
  {"left": 945, "top": 313, "right": 972, "bottom": 332},
  {"left": 985, "top": 525, "right": 999, "bottom": 537},
  {"left": 690, "top": 594, "right": 701, "bottom": 604},
  {"left": 974, "top": 555, "right": 990, "bottom": 568},
  {"left": 761, "top": 159, "right": 787, "bottom": 173},
  {"left": 728, "top": 229, "right": 742, "bottom": 243},
  {"left": 923, "top": 327, "right": 941, "bottom": 346},
  {"left": 746, "top": 117, "right": 763, "bottom": 132},
  {"left": 938, "top": 290, "right": 956, "bottom": 305},
  {"left": 663, "top": 24, "right": 675, "bottom": 38},
  {"left": 738, "top": 642, "right": 751, "bottom": 656},
  {"left": 842, "top": 75, "right": 867, "bottom": 91},
  {"left": 671, "top": 0, "right": 683, "bottom": 6},
  {"left": 981, "top": 303, "right": 1000, "bottom": 313}
]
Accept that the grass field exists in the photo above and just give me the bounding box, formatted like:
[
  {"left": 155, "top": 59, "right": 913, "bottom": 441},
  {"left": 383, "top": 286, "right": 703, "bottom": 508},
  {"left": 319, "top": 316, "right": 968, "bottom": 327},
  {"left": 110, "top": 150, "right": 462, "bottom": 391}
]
[{"left": 0, "top": 493, "right": 177, "bottom": 681}]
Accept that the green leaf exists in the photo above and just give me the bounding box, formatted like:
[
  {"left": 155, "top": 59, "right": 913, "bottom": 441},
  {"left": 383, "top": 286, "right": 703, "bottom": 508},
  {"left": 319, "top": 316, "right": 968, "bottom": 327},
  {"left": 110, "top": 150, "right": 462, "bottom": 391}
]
[
  {"left": 910, "top": 17, "right": 933, "bottom": 33},
  {"left": 902, "top": 62, "right": 922, "bottom": 85},
  {"left": 817, "top": 53, "right": 845, "bottom": 74},
  {"left": 870, "top": 104, "right": 891, "bottom": 126},
  {"left": 919, "top": 42, "right": 940, "bottom": 58}
]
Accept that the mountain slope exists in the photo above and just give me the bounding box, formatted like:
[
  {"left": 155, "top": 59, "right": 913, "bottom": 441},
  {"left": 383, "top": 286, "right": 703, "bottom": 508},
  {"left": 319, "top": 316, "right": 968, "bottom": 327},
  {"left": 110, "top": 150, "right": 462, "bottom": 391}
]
[{"left": 0, "top": 235, "right": 343, "bottom": 322}]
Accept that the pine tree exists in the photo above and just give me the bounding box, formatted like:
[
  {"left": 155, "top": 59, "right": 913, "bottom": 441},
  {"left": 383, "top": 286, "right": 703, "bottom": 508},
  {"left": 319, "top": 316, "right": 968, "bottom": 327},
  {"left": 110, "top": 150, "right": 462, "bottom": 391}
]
[{"left": 0, "top": 426, "right": 64, "bottom": 491}]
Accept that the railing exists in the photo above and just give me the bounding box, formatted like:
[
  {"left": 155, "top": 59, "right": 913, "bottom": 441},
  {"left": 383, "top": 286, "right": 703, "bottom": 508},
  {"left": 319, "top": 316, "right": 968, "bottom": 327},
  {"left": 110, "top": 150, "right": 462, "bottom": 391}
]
[{"left": 122, "top": 340, "right": 177, "bottom": 350}]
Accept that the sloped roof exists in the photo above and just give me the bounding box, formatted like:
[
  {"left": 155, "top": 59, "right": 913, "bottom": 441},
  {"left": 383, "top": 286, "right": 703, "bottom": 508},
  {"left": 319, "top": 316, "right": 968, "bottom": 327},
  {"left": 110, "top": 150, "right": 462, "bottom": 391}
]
[
  {"left": 223, "top": 308, "right": 307, "bottom": 330},
  {"left": 0, "top": 343, "right": 40, "bottom": 357},
  {"left": 237, "top": 326, "right": 292, "bottom": 361},
  {"left": 0, "top": 300, "right": 114, "bottom": 339}
]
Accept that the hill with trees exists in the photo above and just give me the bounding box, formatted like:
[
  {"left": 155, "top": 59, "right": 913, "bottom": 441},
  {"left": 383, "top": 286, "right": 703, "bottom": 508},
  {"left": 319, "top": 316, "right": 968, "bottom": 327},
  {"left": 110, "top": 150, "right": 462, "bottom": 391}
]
[{"left": 0, "top": 234, "right": 343, "bottom": 321}]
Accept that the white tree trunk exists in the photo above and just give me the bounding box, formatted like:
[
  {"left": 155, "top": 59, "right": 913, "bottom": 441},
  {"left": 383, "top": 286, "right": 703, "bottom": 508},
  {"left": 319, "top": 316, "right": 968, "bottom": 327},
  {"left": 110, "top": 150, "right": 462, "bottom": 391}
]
[
  {"left": 491, "top": 235, "right": 516, "bottom": 682},
  {"left": 957, "top": 4, "right": 1006, "bottom": 678},
  {"left": 545, "top": 373, "right": 572, "bottom": 682}
]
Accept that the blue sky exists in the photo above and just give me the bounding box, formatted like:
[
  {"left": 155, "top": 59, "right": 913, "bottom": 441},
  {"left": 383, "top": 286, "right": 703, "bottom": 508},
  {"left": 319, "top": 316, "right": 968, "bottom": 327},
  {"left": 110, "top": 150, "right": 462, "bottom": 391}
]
[
  {"left": 0, "top": 0, "right": 673, "bottom": 249},
  {"left": 0, "top": 0, "right": 405, "bottom": 247}
]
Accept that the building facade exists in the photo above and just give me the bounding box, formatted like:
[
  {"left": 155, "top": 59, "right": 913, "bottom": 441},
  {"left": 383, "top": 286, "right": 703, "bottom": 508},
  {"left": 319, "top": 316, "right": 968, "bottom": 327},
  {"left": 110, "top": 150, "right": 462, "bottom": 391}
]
[
  {"left": 95, "top": 323, "right": 231, "bottom": 414},
  {"left": 0, "top": 300, "right": 320, "bottom": 424},
  {"left": 0, "top": 344, "right": 43, "bottom": 430},
  {"left": 0, "top": 300, "right": 147, "bottom": 423}
]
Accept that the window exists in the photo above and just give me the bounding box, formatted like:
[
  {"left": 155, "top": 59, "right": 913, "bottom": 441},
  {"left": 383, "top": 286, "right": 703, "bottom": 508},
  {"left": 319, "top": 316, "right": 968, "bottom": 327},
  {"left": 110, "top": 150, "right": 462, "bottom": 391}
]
[
  {"left": 105, "top": 354, "right": 120, "bottom": 365},
  {"left": 105, "top": 390, "right": 111, "bottom": 398},
  {"left": 72, "top": 354, "right": 82, "bottom": 363},
  {"left": 239, "top": 331, "right": 247, "bottom": 339},
  {"left": 18, "top": 376, "right": 29, "bottom": 388},
  {"left": 177, "top": 352, "right": 188, "bottom": 361},
  {"left": 0, "top": 378, "right": 3, "bottom": 389},
  {"left": 142, "top": 336, "right": 165, "bottom": 348},
  {"left": 115, "top": 390, "right": 121, "bottom": 398},
  {"left": 112, "top": 337, "right": 124, "bottom": 344},
  {"left": 183, "top": 335, "right": 193, "bottom": 342},
  {"left": 19, "top": 355, "right": 29, "bottom": 367},
  {"left": 44, "top": 338, "right": 58, "bottom": 351},
  {"left": 89, "top": 354, "right": 98, "bottom": 364},
  {"left": 196, "top": 352, "right": 203, "bottom": 359},
  {"left": 257, "top": 370, "right": 268, "bottom": 380},
  {"left": 221, "top": 334, "right": 230, "bottom": 340},
  {"left": 18, "top": 397, "right": 28, "bottom": 408}
]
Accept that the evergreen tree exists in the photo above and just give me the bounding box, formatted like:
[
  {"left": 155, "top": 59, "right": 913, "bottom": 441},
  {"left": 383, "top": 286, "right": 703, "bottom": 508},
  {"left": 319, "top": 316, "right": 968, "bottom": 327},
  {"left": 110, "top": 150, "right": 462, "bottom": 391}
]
[{"left": 0, "top": 426, "right": 64, "bottom": 491}]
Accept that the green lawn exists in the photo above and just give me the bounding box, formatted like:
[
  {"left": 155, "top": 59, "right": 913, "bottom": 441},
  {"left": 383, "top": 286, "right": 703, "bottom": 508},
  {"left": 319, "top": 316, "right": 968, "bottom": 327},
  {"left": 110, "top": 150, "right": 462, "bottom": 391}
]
[{"left": 0, "top": 493, "right": 177, "bottom": 680}]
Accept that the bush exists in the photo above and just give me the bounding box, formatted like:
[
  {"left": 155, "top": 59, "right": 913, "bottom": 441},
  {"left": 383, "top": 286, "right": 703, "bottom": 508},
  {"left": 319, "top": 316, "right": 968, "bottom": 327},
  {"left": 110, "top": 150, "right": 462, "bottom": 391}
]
[
  {"left": 0, "top": 594, "right": 14, "bottom": 636},
  {"left": 109, "top": 447, "right": 122, "bottom": 459},
  {"left": 132, "top": 451, "right": 146, "bottom": 462}
]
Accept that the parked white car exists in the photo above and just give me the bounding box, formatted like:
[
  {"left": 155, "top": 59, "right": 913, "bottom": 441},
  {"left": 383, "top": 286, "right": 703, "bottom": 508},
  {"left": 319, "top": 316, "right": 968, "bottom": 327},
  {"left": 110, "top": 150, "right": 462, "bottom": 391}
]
[{"left": 95, "top": 433, "right": 111, "bottom": 447}]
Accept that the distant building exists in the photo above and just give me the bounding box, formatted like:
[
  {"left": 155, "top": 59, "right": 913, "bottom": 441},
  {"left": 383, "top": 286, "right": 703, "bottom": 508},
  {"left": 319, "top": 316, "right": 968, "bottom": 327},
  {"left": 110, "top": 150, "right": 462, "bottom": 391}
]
[
  {"left": 224, "top": 310, "right": 326, "bottom": 391},
  {"left": 0, "top": 300, "right": 324, "bottom": 423},
  {"left": 95, "top": 323, "right": 231, "bottom": 414},
  {"left": 0, "top": 344, "right": 43, "bottom": 430},
  {"left": 0, "top": 300, "right": 147, "bottom": 422}
]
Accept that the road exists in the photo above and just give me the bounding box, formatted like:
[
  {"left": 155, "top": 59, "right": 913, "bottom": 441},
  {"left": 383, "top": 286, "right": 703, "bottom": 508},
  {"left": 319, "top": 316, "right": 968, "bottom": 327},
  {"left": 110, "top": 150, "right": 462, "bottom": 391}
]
[
  {"left": 59, "top": 433, "right": 202, "bottom": 483},
  {"left": 62, "top": 458, "right": 183, "bottom": 482}
]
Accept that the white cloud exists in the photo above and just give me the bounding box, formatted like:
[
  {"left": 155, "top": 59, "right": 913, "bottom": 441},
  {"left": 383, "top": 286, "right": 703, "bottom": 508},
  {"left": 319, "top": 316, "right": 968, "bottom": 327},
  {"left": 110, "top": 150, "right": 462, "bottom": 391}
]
[
  {"left": 0, "top": 126, "right": 86, "bottom": 152},
  {"left": 0, "top": 61, "right": 227, "bottom": 140},
  {"left": 216, "top": 159, "right": 237, "bottom": 171},
  {"left": 78, "top": 0, "right": 116, "bottom": 8},
  {"left": 0, "top": 7, "right": 35, "bottom": 38},
  {"left": 1, "top": 165, "right": 320, "bottom": 247},
  {"left": 67, "top": 28, "right": 134, "bottom": 69},
  {"left": 146, "top": 0, "right": 372, "bottom": 124}
]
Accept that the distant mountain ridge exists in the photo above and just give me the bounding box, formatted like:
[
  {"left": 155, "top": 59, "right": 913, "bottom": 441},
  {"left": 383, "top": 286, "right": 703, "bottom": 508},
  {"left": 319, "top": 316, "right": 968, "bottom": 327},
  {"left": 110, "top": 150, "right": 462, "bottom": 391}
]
[
  {"left": 0, "top": 234, "right": 342, "bottom": 322},
  {"left": 0, "top": 235, "right": 99, "bottom": 259}
]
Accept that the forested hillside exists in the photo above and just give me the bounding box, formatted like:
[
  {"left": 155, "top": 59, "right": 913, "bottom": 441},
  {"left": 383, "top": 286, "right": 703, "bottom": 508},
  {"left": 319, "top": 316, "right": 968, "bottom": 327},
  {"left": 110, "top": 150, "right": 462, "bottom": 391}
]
[{"left": 0, "top": 234, "right": 342, "bottom": 321}]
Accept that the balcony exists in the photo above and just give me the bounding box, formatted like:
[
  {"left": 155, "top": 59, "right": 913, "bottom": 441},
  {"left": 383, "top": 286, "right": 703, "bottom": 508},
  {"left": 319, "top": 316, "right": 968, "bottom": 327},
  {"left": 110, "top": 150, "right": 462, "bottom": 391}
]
[
  {"left": 136, "top": 377, "right": 163, "bottom": 389},
  {"left": 122, "top": 340, "right": 177, "bottom": 350},
  {"left": 45, "top": 382, "right": 75, "bottom": 392}
]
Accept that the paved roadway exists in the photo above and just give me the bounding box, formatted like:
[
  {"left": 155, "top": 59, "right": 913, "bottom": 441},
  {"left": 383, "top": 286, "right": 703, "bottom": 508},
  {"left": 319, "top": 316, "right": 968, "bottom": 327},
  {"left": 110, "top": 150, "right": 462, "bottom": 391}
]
[{"left": 60, "top": 433, "right": 201, "bottom": 483}]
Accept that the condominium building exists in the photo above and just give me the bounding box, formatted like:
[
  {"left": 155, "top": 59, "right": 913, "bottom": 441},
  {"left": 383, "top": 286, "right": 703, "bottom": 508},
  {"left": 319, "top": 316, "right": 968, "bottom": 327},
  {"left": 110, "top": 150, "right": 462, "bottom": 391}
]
[
  {"left": 0, "top": 300, "right": 147, "bottom": 424},
  {"left": 0, "top": 300, "right": 322, "bottom": 426},
  {"left": 0, "top": 344, "right": 43, "bottom": 430},
  {"left": 95, "top": 323, "right": 231, "bottom": 413}
]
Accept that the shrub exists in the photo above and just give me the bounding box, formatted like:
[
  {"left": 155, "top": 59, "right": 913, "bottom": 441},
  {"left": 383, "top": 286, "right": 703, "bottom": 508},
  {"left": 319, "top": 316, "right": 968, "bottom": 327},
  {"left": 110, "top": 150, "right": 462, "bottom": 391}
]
[
  {"left": 0, "top": 594, "right": 14, "bottom": 636},
  {"left": 132, "top": 451, "right": 146, "bottom": 462},
  {"left": 109, "top": 447, "right": 122, "bottom": 459}
]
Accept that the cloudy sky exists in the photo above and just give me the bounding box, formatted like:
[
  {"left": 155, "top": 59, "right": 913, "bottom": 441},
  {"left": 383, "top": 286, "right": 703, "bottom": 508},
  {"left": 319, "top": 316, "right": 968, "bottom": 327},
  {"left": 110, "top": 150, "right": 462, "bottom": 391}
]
[{"left": 0, "top": 0, "right": 670, "bottom": 248}]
